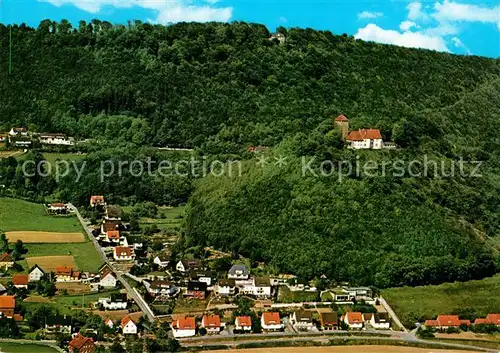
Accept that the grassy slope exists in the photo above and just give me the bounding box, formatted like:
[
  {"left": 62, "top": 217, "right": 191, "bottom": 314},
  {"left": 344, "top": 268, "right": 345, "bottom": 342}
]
[
  {"left": 42, "top": 153, "right": 87, "bottom": 165},
  {"left": 0, "top": 198, "right": 102, "bottom": 272},
  {"left": 0, "top": 343, "right": 58, "bottom": 353},
  {"left": 382, "top": 275, "right": 500, "bottom": 325},
  {"left": 122, "top": 205, "right": 185, "bottom": 230}
]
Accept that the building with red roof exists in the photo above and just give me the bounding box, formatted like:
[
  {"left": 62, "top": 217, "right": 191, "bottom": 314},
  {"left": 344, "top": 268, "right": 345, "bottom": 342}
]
[
  {"left": 105, "top": 230, "right": 120, "bottom": 243},
  {"left": 90, "top": 195, "right": 105, "bottom": 207},
  {"left": 347, "top": 129, "right": 384, "bottom": 149},
  {"left": 113, "top": 246, "right": 135, "bottom": 261},
  {"left": 261, "top": 312, "right": 282, "bottom": 331},
  {"left": 12, "top": 274, "right": 29, "bottom": 289},
  {"left": 201, "top": 315, "right": 221, "bottom": 334},
  {"left": 342, "top": 312, "right": 364, "bottom": 329},
  {"left": 0, "top": 253, "right": 14, "bottom": 270},
  {"left": 120, "top": 316, "right": 137, "bottom": 334},
  {"left": 424, "top": 315, "right": 471, "bottom": 329},
  {"left": 172, "top": 316, "right": 196, "bottom": 338},
  {"left": 334, "top": 114, "right": 349, "bottom": 139},
  {"left": 0, "top": 296, "right": 15, "bottom": 318},
  {"left": 235, "top": 316, "right": 252, "bottom": 332},
  {"left": 68, "top": 333, "right": 94, "bottom": 353},
  {"left": 474, "top": 314, "right": 500, "bottom": 326}
]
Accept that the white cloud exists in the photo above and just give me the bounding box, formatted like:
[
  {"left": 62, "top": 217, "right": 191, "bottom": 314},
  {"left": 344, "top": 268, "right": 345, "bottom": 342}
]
[
  {"left": 407, "top": 2, "right": 428, "bottom": 21},
  {"left": 358, "top": 11, "right": 384, "bottom": 20},
  {"left": 451, "top": 36, "right": 471, "bottom": 54},
  {"left": 38, "top": 0, "right": 233, "bottom": 22},
  {"left": 399, "top": 20, "right": 417, "bottom": 31},
  {"left": 433, "top": 0, "right": 500, "bottom": 27},
  {"left": 355, "top": 23, "right": 449, "bottom": 52}
]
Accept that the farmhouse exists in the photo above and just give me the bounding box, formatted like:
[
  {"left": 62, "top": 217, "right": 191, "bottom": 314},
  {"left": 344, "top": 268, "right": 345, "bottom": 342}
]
[
  {"left": 120, "top": 316, "right": 138, "bottom": 335},
  {"left": 0, "top": 253, "right": 14, "bottom": 270},
  {"left": 176, "top": 259, "right": 203, "bottom": 273},
  {"left": 68, "top": 333, "right": 95, "bottom": 353},
  {"left": 90, "top": 195, "right": 105, "bottom": 208},
  {"left": 99, "top": 264, "right": 117, "bottom": 288},
  {"left": 45, "top": 315, "right": 72, "bottom": 334},
  {"left": 474, "top": 314, "right": 500, "bottom": 326},
  {"left": 235, "top": 316, "right": 252, "bottom": 332},
  {"left": 98, "top": 293, "right": 128, "bottom": 310},
  {"left": 320, "top": 312, "right": 338, "bottom": 331},
  {"left": 153, "top": 254, "right": 170, "bottom": 268},
  {"left": 105, "top": 230, "right": 120, "bottom": 244},
  {"left": 343, "top": 312, "right": 364, "bottom": 329},
  {"left": 261, "top": 312, "right": 282, "bottom": 331},
  {"left": 113, "top": 246, "right": 135, "bottom": 261},
  {"left": 0, "top": 296, "right": 15, "bottom": 318},
  {"left": 228, "top": 264, "right": 249, "bottom": 280},
  {"left": 12, "top": 274, "right": 29, "bottom": 289},
  {"left": 216, "top": 278, "right": 236, "bottom": 296},
  {"left": 39, "top": 133, "right": 74, "bottom": 146},
  {"left": 48, "top": 203, "right": 68, "bottom": 214},
  {"left": 184, "top": 281, "right": 207, "bottom": 299},
  {"left": 201, "top": 315, "right": 221, "bottom": 334},
  {"left": 290, "top": 310, "right": 314, "bottom": 331},
  {"left": 424, "top": 315, "right": 471, "bottom": 329},
  {"left": 55, "top": 266, "right": 80, "bottom": 282},
  {"left": 172, "top": 316, "right": 196, "bottom": 338}
]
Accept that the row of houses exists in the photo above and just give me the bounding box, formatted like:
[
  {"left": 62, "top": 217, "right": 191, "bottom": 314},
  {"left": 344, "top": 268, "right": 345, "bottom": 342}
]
[
  {"left": 424, "top": 314, "right": 500, "bottom": 329},
  {"left": 0, "top": 127, "right": 75, "bottom": 148}
]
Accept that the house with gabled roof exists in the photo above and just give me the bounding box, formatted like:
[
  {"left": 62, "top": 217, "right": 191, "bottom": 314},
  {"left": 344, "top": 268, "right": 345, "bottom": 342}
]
[
  {"left": 424, "top": 315, "right": 471, "bottom": 329},
  {"left": 105, "top": 230, "right": 120, "bottom": 244},
  {"left": 216, "top": 278, "right": 236, "bottom": 296},
  {"left": 475, "top": 314, "right": 500, "bottom": 326},
  {"left": 90, "top": 195, "right": 105, "bottom": 208},
  {"left": 235, "top": 316, "right": 252, "bottom": 332},
  {"left": 0, "top": 296, "right": 15, "bottom": 318},
  {"left": 12, "top": 274, "right": 29, "bottom": 289},
  {"left": 99, "top": 264, "right": 117, "bottom": 288},
  {"left": 319, "top": 311, "right": 338, "bottom": 330},
  {"left": 176, "top": 259, "right": 203, "bottom": 273},
  {"left": 68, "top": 333, "right": 94, "bottom": 353},
  {"left": 113, "top": 246, "right": 135, "bottom": 261},
  {"left": 184, "top": 281, "right": 207, "bottom": 299},
  {"left": 347, "top": 129, "right": 383, "bottom": 149},
  {"left": 228, "top": 264, "right": 249, "bottom": 280},
  {"left": 153, "top": 253, "right": 170, "bottom": 268},
  {"left": 120, "top": 316, "right": 138, "bottom": 334},
  {"left": 342, "top": 312, "right": 364, "bottom": 329},
  {"left": 261, "top": 312, "right": 282, "bottom": 331},
  {"left": 370, "top": 312, "right": 391, "bottom": 329},
  {"left": 201, "top": 314, "right": 221, "bottom": 334},
  {"left": 290, "top": 310, "right": 314, "bottom": 331},
  {"left": 172, "top": 316, "right": 196, "bottom": 338},
  {"left": 105, "top": 319, "right": 114, "bottom": 329},
  {"left": 45, "top": 315, "right": 72, "bottom": 334},
  {"left": 0, "top": 253, "right": 14, "bottom": 270},
  {"left": 55, "top": 266, "right": 80, "bottom": 282},
  {"left": 29, "top": 264, "right": 45, "bottom": 282},
  {"left": 98, "top": 293, "right": 128, "bottom": 310}
]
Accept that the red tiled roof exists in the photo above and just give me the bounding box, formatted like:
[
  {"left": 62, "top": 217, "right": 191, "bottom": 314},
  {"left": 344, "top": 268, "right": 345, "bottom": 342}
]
[
  {"left": 51, "top": 203, "right": 66, "bottom": 208},
  {"left": 236, "top": 316, "right": 252, "bottom": 327},
  {"left": 437, "top": 315, "right": 461, "bottom": 327},
  {"left": 262, "top": 312, "right": 280, "bottom": 325},
  {"left": 345, "top": 312, "right": 363, "bottom": 324},
  {"left": 203, "top": 315, "right": 221, "bottom": 328},
  {"left": 335, "top": 114, "right": 349, "bottom": 122},
  {"left": 486, "top": 314, "right": 500, "bottom": 325},
  {"left": 107, "top": 230, "right": 120, "bottom": 239},
  {"left": 90, "top": 195, "right": 105, "bottom": 203},
  {"left": 347, "top": 129, "right": 382, "bottom": 141},
  {"left": 56, "top": 266, "right": 73, "bottom": 276},
  {"left": 177, "top": 316, "right": 196, "bottom": 330},
  {"left": 12, "top": 274, "right": 29, "bottom": 286},
  {"left": 105, "top": 319, "right": 113, "bottom": 325},
  {"left": 114, "top": 246, "right": 132, "bottom": 257},
  {"left": 69, "top": 333, "right": 93, "bottom": 350},
  {"left": 424, "top": 319, "right": 439, "bottom": 327},
  {"left": 13, "top": 314, "right": 23, "bottom": 322},
  {"left": 120, "top": 316, "right": 135, "bottom": 328},
  {"left": 0, "top": 253, "right": 13, "bottom": 263},
  {"left": 0, "top": 296, "right": 15, "bottom": 309},
  {"left": 474, "top": 318, "right": 488, "bottom": 325}
]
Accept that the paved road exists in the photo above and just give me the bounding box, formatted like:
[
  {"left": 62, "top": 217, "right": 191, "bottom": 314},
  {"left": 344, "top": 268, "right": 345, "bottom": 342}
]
[
  {"left": 379, "top": 296, "right": 407, "bottom": 332},
  {"left": 69, "top": 203, "right": 156, "bottom": 322}
]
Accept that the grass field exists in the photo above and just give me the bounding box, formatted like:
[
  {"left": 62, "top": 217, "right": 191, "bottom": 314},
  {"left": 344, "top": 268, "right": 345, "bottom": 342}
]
[
  {"left": 0, "top": 198, "right": 82, "bottom": 232},
  {"left": 0, "top": 343, "right": 58, "bottom": 353},
  {"left": 24, "top": 243, "right": 102, "bottom": 272},
  {"left": 202, "top": 347, "right": 481, "bottom": 353},
  {"left": 277, "top": 286, "right": 320, "bottom": 303},
  {"left": 42, "top": 152, "right": 87, "bottom": 165},
  {"left": 26, "top": 256, "right": 77, "bottom": 272},
  {"left": 0, "top": 150, "right": 24, "bottom": 159},
  {"left": 6, "top": 231, "right": 85, "bottom": 243},
  {"left": 382, "top": 275, "right": 500, "bottom": 326},
  {"left": 173, "top": 297, "right": 208, "bottom": 314},
  {"left": 123, "top": 205, "right": 185, "bottom": 230}
]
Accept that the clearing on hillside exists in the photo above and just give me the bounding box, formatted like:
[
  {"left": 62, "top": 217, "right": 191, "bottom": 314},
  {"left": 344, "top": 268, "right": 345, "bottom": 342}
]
[
  {"left": 6, "top": 231, "right": 85, "bottom": 243},
  {"left": 26, "top": 256, "right": 77, "bottom": 272}
]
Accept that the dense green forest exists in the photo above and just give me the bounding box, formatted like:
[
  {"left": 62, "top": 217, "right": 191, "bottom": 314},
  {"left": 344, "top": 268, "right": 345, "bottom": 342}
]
[{"left": 0, "top": 20, "right": 499, "bottom": 287}]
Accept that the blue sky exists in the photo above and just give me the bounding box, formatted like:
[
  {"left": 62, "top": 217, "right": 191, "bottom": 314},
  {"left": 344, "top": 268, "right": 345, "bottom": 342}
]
[{"left": 1, "top": 0, "right": 499, "bottom": 57}]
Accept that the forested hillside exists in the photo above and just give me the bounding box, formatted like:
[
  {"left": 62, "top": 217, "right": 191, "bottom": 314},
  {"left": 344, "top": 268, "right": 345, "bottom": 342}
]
[{"left": 0, "top": 20, "right": 499, "bottom": 287}]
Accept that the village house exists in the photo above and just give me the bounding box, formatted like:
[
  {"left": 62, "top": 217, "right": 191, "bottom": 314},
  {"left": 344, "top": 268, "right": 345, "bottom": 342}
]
[
  {"left": 370, "top": 312, "right": 391, "bottom": 329},
  {"left": 290, "top": 310, "right": 315, "bottom": 331},
  {"left": 0, "top": 253, "right": 14, "bottom": 270},
  {"left": 90, "top": 195, "right": 105, "bottom": 208},
  {"left": 320, "top": 312, "right": 339, "bottom": 331},
  {"left": 105, "top": 230, "right": 120, "bottom": 244},
  {"left": 105, "top": 205, "right": 122, "bottom": 220},
  {"left": 45, "top": 315, "right": 72, "bottom": 334},
  {"left": 184, "top": 281, "right": 207, "bottom": 299},
  {"left": 474, "top": 314, "right": 500, "bottom": 326},
  {"left": 343, "top": 312, "right": 364, "bottom": 329},
  {"left": 101, "top": 219, "right": 122, "bottom": 235},
  {"left": 189, "top": 270, "right": 216, "bottom": 286},
  {"left": 48, "top": 203, "right": 68, "bottom": 214},
  {"left": 12, "top": 274, "right": 29, "bottom": 289},
  {"left": 235, "top": 316, "right": 252, "bottom": 332},
  {"left": 236, "top": 277, "right": 272, "bottom": 298},
  {"left": 216, "top": 279, "right": 236, "bottom": 296},
  {"left": 153, "top": 254, "right": 170, "bottom": 268},
  {"left": 201, "top": 315, "right": 222, "bottom": 335},
  {"left": 228, "top": 264, "right": 250, "bottom": 280},
  {"left": 113, "top": 246, "right": 135, "bottom": 261},
  {"left": 68, "top": 333, "right": 95, "bottom": 353},
  {"left": 347, "top": 129, "right": 383, "bottom": 149},
  {"left": 261, "top": 312, "right": 283, "bottom": 331},
  {"left": 176, "top": 259, "right": 203, "bottom": 273},
  {"left": 424, "top": 315, "right": 471, "bottom": 329},
  {"left": 99, "top": 264, "right": 117, "bottom": 288},
  {"left": 147, "top": 280, "right": 178, "bottom": 298},
  {"left": 98, "top": 293, "right": 128, "bottom": 310},
  {"left": 120, "top": 316, "right": 138, "bottom": 335},
  {"left": 105, "top": 319, "right": 114, "bottom": 329},
  {"left": 172, "top": 316, "right": 196, "bottom": 338},
  {"left": 344, "top": 287, "right": 374, "bottom": 301},
  {"left": 0, "top": 296, "right": 15, "bottom": 318},
  {"left": 9, "top": 127, "right": 27, "bottom": 137},
  {"left": 39, "top": 133, "right": 75, "bottom": 146},
  {"left": 55, "top": 266, "right": 80, "bottom": 282}
]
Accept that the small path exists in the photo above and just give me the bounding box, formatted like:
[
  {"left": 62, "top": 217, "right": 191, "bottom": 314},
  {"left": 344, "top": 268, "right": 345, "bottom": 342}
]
[{"left": 379, "top": 296, "right": 407, "bottom": 333}]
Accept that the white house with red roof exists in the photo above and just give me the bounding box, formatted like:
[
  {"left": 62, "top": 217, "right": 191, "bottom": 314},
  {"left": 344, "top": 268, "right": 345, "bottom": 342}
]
[
  {"left": 105, "top": 319, "right": 114, "bottom": 329},
  {"left": 120, "top": 316, "right": 137, "bottom": 334},
  {"left": 201, "top": 315, "right": 221, "bottom": 335},
  {"left": 90, "top": 195, "right": 105, "bottom": 207},
  {"left": 424, "top": 315, "right": 471, "bottom": 329},
  {"left": 99, "top": 264, "right": 117, "bottom": 288},
  {"left": 261, "top": 312, "right": 282, "bottom": 331},
  {"left": 172, "top": 316, "right": 196, "bottom": 338},
  {"left": 342, "top": 312, "right": 364, "bottom": 329},
  {"left": 235, "top": 316, "right": 252, "bottom": 332},
  {"left": 475, "top": 314, "right": 500, "bottom": 326},
  {"left": 113, "top": 246, "right": 135, "bottom": 261},
  {"left": 347, "top": 129, "right": 383, "bottom": 149}
]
